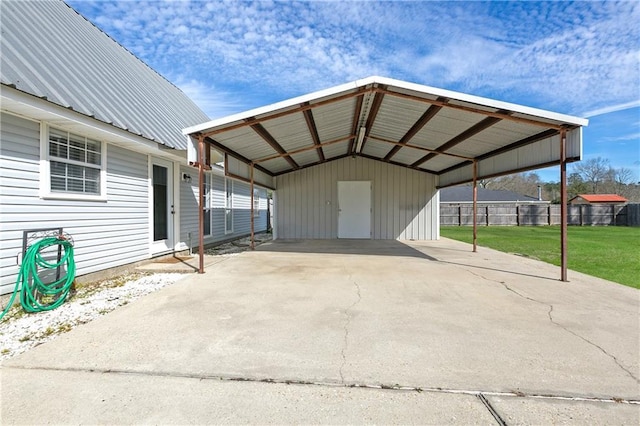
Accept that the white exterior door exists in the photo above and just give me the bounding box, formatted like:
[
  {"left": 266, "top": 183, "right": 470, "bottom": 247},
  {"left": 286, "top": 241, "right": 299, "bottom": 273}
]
[
  {"left": 338, "top": 181, "right": 371, "bottom": 239},
  {"left": 151, "top": 159, "right": 174, "bottom": 254}
]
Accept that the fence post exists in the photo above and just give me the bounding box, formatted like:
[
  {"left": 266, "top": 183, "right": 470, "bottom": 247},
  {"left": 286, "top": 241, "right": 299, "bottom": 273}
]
[
  {"left": 458, "top": 205, "right": 462, "bottom": 226},
  {"left": 516, "top": 205, "right": 520, "bottom": 226},
  {"left": 580, "top": 204, "right": 584, "bottom": 226},
  {"left": 548, "top": 204, "right": 551, "bottom": 225},
  {"left": 612, "top": 204, "right": 616, "bottom": 226},
  {"left": 486, "top": 205, "right": 489, "bottom": 226}
]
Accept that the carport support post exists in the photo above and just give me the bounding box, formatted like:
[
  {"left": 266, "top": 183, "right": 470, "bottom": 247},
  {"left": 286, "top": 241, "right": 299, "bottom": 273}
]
[
  {"left": 198, "top": 135, "right": 205, "bottom": 274},
  {"left": 250, "top": 163, "right": 255, "bottom": 250},
  {"left": 560, "top": 129, "right": 568, "bottom": 281},
  {"left": 472, "top": 160, "right": 478, "bottom": 252}
]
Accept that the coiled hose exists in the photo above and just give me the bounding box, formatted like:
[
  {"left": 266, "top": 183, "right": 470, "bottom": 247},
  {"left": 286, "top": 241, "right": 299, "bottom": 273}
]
[{"left": 0, "top": 236, "right": 76, "bottom": 321}]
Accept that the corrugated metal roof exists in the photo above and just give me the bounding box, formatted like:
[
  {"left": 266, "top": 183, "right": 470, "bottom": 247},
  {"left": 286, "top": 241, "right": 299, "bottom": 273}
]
[
  {"left": 0, "top": 0, "right": 209, "bottom": 149},
  {"left": 184, "top": 77, "right": 587, "bottom": 184}
]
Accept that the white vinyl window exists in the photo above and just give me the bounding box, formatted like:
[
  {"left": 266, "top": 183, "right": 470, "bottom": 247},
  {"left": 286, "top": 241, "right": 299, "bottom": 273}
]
[
  {"left": 42, "top": 125, "right": 105, "bottom": 199},
  {"left": 204, "top": 174, "right": 213, "bottom": 236},
  {"left": 225, "top": 178, "right": 233, "bottom": 234},
  {"left": 253, "top": 188, "right": 260, "bottom": 217}
]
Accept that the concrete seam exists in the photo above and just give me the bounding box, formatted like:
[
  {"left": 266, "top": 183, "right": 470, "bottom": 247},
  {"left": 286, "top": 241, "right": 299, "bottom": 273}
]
[
  {"left": 339, "top": 281, "right": 362, "bottom": 383},
  {"left": 464, "top": 267, "right": 639, "bottom": 383},
  {"left": 6, "top": 365, "right": 639, "bottom": 405},
  {"left": 477, "top": 393, "right": 508, "bottom": 426}
]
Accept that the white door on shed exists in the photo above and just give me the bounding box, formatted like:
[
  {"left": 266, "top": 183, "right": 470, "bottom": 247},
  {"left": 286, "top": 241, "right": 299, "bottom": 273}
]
[{"left": 338, "top": 181, "right": 371, "bottom": 239}]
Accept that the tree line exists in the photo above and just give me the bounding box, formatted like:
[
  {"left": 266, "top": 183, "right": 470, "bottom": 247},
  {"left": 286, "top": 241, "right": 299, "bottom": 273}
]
[{"left": 477, "top": 157, "right": 639, "bottom": 203}]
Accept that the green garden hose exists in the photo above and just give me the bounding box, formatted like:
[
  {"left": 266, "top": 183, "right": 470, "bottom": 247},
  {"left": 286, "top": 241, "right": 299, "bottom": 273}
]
[{"left": 0, "top": 236, "right": 76, "bottom": 321}]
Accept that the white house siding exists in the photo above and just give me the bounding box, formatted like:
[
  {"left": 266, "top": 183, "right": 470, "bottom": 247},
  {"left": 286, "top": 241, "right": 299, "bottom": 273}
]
[
  {"left": 274, "top": 156, "right": 439, "bottom": 240},
  {"left": 178, "top": 166, "right": 268, "bottom": 250},
  {"left": 0, "top": 112, "right": 149, "bottom": 294}
]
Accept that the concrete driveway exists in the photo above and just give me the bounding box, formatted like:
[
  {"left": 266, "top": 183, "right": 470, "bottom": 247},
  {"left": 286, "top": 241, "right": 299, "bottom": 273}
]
[{"left": 2, "top": 238, "right": 638, "bottom": 424}]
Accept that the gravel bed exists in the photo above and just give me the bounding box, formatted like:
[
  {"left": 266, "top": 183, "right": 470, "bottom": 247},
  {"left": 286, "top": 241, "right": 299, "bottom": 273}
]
[
  {"left": 0, "top": 234, "right": 271, "bottom": 362},
  {"left": 205, "top": 232, "right": 272, "bottom": 255},
  {"left": 0, "top": 273, "right": 185, "bottom": 361}
]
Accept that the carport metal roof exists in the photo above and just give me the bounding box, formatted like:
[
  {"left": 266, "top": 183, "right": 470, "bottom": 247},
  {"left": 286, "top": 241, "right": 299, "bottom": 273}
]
[{"left": 183, "top": 76, "right": 587, "bottom": 188}]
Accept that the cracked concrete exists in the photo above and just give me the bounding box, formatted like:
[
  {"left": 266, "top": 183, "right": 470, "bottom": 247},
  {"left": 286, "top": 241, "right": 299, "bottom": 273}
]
[
  {"left": 339, "top": 281, "right": 361, "bottom": 383},
  {"left": 2, "top": 238, "right": 638, "bottom": 424},
  {"left": 462, "top": 265, "right": 639, "bottom": 384}
]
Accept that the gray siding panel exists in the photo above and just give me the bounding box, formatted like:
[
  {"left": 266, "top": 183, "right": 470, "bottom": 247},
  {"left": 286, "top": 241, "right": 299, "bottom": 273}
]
[
  {"left": 178, "top": 168, "right": 268, "bottom": 251},
  {"left": 0, "top": 112, "right": 149, "bottom": 294},
  {"left": 274, "top": 156, "right": 438, "bottom": 240}
]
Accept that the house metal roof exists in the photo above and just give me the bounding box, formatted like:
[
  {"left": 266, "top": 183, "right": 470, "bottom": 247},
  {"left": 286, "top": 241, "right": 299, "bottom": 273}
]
[
  {"left": 572, "top": 194, "right": 628, "bottom": 203},
  {"left": 440, "top": 187, "right": 543, "bottom": 203},
  {"left": 184, "top": 76, "right": 588, "bottom": 186},
  {"left": 0, "top": 0, "right": 209, "bottom": 150}
]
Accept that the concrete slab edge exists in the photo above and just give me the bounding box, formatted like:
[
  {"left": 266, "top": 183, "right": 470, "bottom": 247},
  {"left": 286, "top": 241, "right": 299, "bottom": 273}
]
[{"left": 6, "top": 365, "right": 638, "bottom": 406}]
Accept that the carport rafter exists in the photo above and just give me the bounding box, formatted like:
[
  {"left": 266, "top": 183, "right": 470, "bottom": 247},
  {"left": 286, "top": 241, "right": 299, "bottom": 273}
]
[
  {"left": 249, "top": 121, "right": 300, "bottom": 170},
  {"left": 383, "top": 99, "right": 447, "bottom": 162},
  {"left": 411, "top": 111, "right": 512, "bottom": 168},
  {"left": 367, "top": 135, "right": 475, "bottom": 162},
  {"left": 302, "top": 103, "right": 326, "bottom": 162},
  {"left": 200, "top": 87, "right": 372, "bottom": 139},
  {"left": 358, "top": 88, "right": 386, "bottom": 153},
  {"left": 348, "top": 94, "right": 365, "bottom": 154},
  {"left": 377, "top": 88, "right": 567, "bottom": 131},
  {"left": 204, "top": 136, "right": 273, "bottom": 177},
  {"left": 437, "top": 128, "right": 562, "bottom": 177},
  {"left": 253, "top": 135, "right": 353, "bottom": 165}
]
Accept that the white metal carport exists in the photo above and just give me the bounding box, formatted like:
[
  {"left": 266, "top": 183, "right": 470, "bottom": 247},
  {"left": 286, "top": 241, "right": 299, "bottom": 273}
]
[{"left": 183, "top": 76, "right": 588, "bottom": 281}]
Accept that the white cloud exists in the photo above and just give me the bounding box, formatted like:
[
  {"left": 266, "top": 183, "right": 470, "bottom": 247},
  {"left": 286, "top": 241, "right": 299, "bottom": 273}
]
[
  {"left": 583, "top": 101, "right": 640, "bottom": 118},
  {"left": 69, "top": 0, "right": 640, "bottom": 116},
  {"left": 171, "top": 76, "right": 245, "bottom": 120}
]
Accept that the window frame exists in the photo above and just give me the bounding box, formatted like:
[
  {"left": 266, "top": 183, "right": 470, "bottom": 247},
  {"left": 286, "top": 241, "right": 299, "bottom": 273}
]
[
  {"left": 224, "top": 178, "right": 233, "bottom": 234},
  {"left": 40, "top": 123, "right": 107, "bottom": 201},
  {"left": 203, "top": 173, "right": 213, "bottom": 237},
  {"left": 253, "top": 188, "right": 260, "bottom": 217}
]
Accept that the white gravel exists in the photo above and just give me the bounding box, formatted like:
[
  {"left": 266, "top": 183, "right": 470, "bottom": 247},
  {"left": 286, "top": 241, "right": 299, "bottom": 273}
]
[{"left": 0, "top": 273, "right": 185, "bottom": 361}]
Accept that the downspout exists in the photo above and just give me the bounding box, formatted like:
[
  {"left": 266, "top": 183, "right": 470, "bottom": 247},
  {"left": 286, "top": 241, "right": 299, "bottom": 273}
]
[
  {"left": 198, "top": 135, "right": 205, "bottom": 274},
  {"left": 472, "top": 160, "right": 478, "bottom": 252},
  {"left": 560, "top": 129, "right": 568, "bottom": 281}
]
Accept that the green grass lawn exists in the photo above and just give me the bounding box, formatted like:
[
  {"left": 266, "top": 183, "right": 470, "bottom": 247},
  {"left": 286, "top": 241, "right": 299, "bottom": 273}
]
[{"left": 440, "top": 226, "right": 640, "bottom": 289}]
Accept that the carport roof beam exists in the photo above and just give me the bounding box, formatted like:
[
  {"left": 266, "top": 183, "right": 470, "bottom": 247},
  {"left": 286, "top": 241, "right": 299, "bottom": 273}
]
[
  {"left": 302, "top": 104, "right": 326, "bottom": 162},
  {"left": 383, "top": 100, "right": 446, "bottom": 162},
  {"left": 411, "top": 112, "right": 511, "bottom": 168},
  {"left": 249, "top": 122, "right": 300, "bottom": 170}
]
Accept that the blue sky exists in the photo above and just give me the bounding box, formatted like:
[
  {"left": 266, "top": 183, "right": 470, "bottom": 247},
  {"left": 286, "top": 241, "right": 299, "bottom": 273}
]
[{"left": 69, "top": 0, "right": 639, "bottom": 183}]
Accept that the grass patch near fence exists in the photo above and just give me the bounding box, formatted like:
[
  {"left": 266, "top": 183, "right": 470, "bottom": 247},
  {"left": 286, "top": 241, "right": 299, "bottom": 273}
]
[{"left": 440, "top": 226, "right": 640, "bottom": 289}]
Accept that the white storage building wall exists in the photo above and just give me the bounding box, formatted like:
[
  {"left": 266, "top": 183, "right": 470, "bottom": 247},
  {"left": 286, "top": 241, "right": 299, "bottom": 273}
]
[{"left": 274, "top": 156, "right": 439, "bottom": 240}]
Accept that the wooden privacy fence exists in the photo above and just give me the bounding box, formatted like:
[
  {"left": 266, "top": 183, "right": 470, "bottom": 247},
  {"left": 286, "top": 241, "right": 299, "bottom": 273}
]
[{"left": 440, "top": 203, "right": 640, "bottom": 226}]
